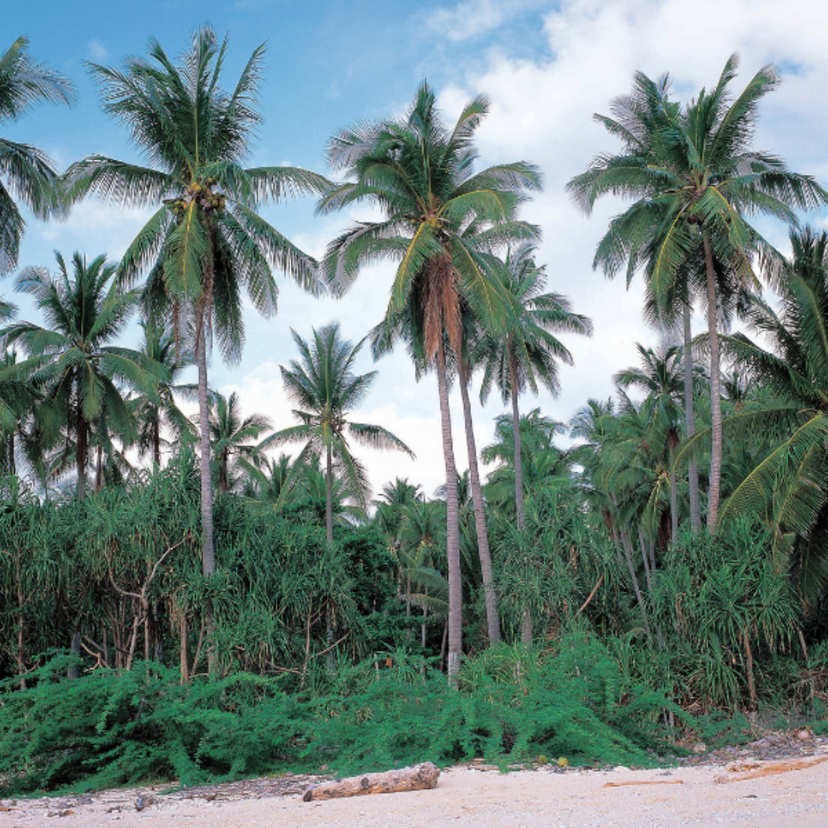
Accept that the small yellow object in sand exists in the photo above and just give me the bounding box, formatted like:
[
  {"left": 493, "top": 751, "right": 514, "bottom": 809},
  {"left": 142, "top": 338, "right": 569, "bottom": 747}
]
[{"left": 557, "top": 757, "right": 569, "bottom": 767}]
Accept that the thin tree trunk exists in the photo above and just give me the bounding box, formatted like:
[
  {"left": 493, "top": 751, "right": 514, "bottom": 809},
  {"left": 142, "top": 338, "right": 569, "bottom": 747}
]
[
  {"left": 508, "top": 348, "right": 532, "bottom": 645},
  {"left": 668, "top": 433, "right": 679, "bottom": 543},
  {"left": 457, "top": 360, "right": 500, "bottom": 645},
  {"left": 638, "top": 528, "right": 653, "bottom": 593},
  {"left": 683, "top": 301, "right": 701, "bottom": 533},
  {"left": 153, "top": 417, "right": 161, "bottom": 468},
  {"left": 219, "top": 451, "right": 228, "bottom": 493},
  {"left": 96, "top": 443, "right": 103, "bottom": 491},
  {"left": 179, "top": 614, "right": 189, "bottom": 685},
  {"left": 326, "top": 443, "right": 334, "bottom": 547},
  {"left": 196, "top": 309, "right": 216, "bottom": 674},
  {"left": 618, "top": 520, "right": 651, "bottom": 638},
  {"left": 15, "top": 556, "right": 25, "bottom": 689},
  {"left": 76, "top": 407, "right": 87, "bottom": 500},
  {"left": 8, "top": 430, "right": 15, "bottom": 476},
  {"left": 436, "top": 344, "right": 462, "bottom": 682},
  {"left": 508, "top": 347, "right": 525, "bottom": 531},
  {"left": 702, "top": 232, "right": 723, "bottom": 534},
  {"left": 744, "top": 629, "right": 757, "bottom": 710}
]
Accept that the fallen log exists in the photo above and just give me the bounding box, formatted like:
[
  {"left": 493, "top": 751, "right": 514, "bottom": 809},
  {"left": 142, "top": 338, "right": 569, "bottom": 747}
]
[
  {"left": 714, "top": 754, "right": 828, "bottom": 784},
  {"left": 603, "top": 780, "right": 684, "bottom": 788},
  {"left": 302, "top": 762, "right": 440, "bottom": 802}
]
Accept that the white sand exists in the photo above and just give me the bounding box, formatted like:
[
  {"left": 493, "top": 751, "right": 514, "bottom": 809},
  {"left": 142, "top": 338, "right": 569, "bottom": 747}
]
[{"left": 2, "top": 758, "right": 827, "bottom": 828}]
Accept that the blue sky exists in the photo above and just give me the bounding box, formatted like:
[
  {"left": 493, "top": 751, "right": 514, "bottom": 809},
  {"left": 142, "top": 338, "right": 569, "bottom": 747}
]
[{"left": 5, "top": 0, "right": 828, "bottom": 495}]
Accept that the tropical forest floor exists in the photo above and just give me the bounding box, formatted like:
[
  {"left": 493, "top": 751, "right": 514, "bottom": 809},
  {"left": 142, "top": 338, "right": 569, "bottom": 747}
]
[{"left": 2, "top": 730, "right": 827, "bottom": 827}]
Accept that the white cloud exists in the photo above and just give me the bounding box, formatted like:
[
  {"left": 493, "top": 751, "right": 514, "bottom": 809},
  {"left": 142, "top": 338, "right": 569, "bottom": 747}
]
[
  {"left": 430, "top": 0, "right": 828, "bottom": 431},
  {"left": 87, "top": 40, "right": 108, "bottom": 62},
  {"left": 428, "top": 0, "right": 550, "bottom": 42}
]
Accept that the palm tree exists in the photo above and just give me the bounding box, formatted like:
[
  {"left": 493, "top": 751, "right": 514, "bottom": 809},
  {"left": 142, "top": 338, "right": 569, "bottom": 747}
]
[
  {"left": 568, "top": 56, "right": 827, "bottom": 533},
  {"left": 615, "top": 342, "right": 684, "bottom": 541},
  {"left": 206, "top": 391, "right": 271, "bottom": 494},
  {"left": 238, "top": 452, "right": 297, "bottom": 508},
  {"left": 0, "top": 347, "right": 41, "bottom": 476},
  {"left": 477, "top": 244, "right": 591, "bottom": 533},
  {"left": 0, "top": 252, "right": 163, "bottom": 498},
  {"left": 65, "top": 28, "right": 328, "bottom": 577},
  {"left": 374, "top": 477, "right": 423, "bottom": 549},
  {"left": 320, "top": 81, "right": 540, "bottom": 678},
  {"left": 264, "top": 323, "right": 413, "bottom": 545},
  {"left": 131, "top": 321, "right": 196, "bottom": 467},
  {"left": 0, "top": 36, "right": 74, "bottom": 274},
  {"left": 712, "top": 228, "right": 828, "bottom": 604}
]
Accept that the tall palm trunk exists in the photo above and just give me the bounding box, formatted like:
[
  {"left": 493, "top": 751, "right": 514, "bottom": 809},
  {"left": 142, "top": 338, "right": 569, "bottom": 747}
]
[
  {"left": 95, "top": 443, "right": 103, "bottom": 491},
  {"left": 436, "top": 343, "right": 462, "bottom": 681},
  {"left": 219, "top": 450, "right": 228, "bottom": 493},
  {"left": 76, "top": 404, "right": 88, "bottom": 500},
  {"left": 668, "top": 430, "right": 679, "bottom": 542},
  {"left": 196, "top": 308, "right": 216, "bottom": 674},
  {"left": 702, "top": 232, "right": 723, "bottom": 534},
  {"left": 457, "top": 360, "right": 500, "bottom": 644},
  {"left": 153, "top": 417, "right": 161, "bottom": 468},
  {"left": 508, "top": 346, "right": 525, "bottom": 530},
  {"left": 197, "top": 312, "right": 216, "bottom": 577},
  {"left": 325, "top": 443, "right": 334, "bottom": 546},
  {"left": 508, "top": 346, "right": 532, "bottom": 645},
  {"left": 683, "top": 301, "right": 701, "bottom": 533}
]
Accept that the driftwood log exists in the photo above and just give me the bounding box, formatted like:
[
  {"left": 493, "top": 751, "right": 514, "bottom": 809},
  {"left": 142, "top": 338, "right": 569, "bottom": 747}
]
[
  {"left": 714, "top": 754, "right": 828, "bottom": 783},
  {"left": 302, "top": 762, "right": 440, "bottom": 802}
]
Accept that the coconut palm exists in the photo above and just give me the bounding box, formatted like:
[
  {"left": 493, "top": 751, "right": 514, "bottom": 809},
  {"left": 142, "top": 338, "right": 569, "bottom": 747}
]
[
  {"left": 712, "top": 227, "right": 828, "bottom": 604},
  {"left": 130, "top": 321, "right": 196, "bottom": 467},
  {"left": 64, "top": 27, "right": 328, "bottom": 577},
  {"left": 320, "top": 81, "right": 541, "bottom": 678},
  {"left": 263, "top": 323, "right": 414, "bottom": 545},
  {"left": 238, "top": 453, "right": 297, "bottom": 508},
  {"left": 205, "top": 391, "right": 271, "bottom": 494},
  {"left": 615, "top": 342, "right": 684, "bottom": 541},
  {"left": 0, "top": 36, "right": 74, "bottom": 274},
  {"left": 477, "top": 244, "right": 591, "bottom": 537},
  {"left": 0, "top": 252, "right": 164, "bottom": 498},
  {"left": 568, "top": 56, "right": 827, "bottom": 533}
]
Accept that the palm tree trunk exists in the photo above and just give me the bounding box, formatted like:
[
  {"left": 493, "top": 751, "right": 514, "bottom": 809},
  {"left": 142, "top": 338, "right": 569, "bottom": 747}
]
[
  {"left": 196, "top": 310, "right": 216, "bottom": 674},
  {"left": 702, "top": 231, "right": 723, "bottom": 534},
  {"left": 219, "top": 450, "right": 228, "bottom": 493},
  {"left": 436, "top": 343, "right": 462, "bottom": 682},
  {"left": 76, "top": 406, "right": 88, "bottom": 500},
  {"left": 197, "top": 317, "right": 215, "bottom": 575},
  {"left": 96, "top": 443, "right": 103, "bottom": 491},
  {"left": 508, "top": 347, "right": 525, "bottom": 531},
  {"left": 457, "top": 360, "right": 500, "bottom": 645},
  {"left": 668, "top": 432, "right": 679, "bottom": 542},
  {"left": 508, "top": 348, "right": 533, "bottom": 646},
  {"left": 612, "top": 497, "right": 650, "bottom": 638},
  {"left": 153, "top": 418, "right": 161, "bottom": 468},
  {"left": 326, "top": 443, "right": 334, "bottom": 547},
  {"left": 683, "top": 298, "right": 701, "bottom": 533}
]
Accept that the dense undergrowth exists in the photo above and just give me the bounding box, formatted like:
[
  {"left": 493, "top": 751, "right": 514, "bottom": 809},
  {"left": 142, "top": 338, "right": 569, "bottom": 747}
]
[
  {"left": 0, "top": 640, "right": 688, "bottom": 796},
  {"left": 2, "top": 457, "right": 827, "bottom": 795}
]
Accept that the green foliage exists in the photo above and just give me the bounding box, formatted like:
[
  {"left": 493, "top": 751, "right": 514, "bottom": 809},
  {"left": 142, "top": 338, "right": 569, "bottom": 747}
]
[
  {"left": 0, "top": 659, "right": 311, "bottom": 794},
  {"left": 0, "top": 640, "right": 675, "bottom": 796}
]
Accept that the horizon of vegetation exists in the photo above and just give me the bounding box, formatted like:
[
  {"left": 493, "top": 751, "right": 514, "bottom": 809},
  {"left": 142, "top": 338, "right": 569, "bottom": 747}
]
[{"left": 2, "top": 28, "right": 828, "bottom": 795}]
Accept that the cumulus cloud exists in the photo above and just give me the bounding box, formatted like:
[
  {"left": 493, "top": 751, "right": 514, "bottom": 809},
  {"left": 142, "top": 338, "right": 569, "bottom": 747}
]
[
  {"left": 87, "top": 40, "right": 108, "bottom": 62},
  {"left": 427, "top": 0, "right": 550, "bottom": 42}
]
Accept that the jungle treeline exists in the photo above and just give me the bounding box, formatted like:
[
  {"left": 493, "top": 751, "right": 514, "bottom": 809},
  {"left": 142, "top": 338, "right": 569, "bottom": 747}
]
[{"left": 1, "top": 29, "right": 828, "bottom": 792}]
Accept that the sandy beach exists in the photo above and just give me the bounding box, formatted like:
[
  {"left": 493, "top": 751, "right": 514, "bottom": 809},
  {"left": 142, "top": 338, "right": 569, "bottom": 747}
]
[{"left": 2, "top": 754, "right": 827, "bottom": 828}]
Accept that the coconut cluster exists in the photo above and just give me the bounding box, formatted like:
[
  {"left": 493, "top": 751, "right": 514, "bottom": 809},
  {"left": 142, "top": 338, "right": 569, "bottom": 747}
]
[{"left": 167, "top": 177, "right": 227, "bottom": 217}]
